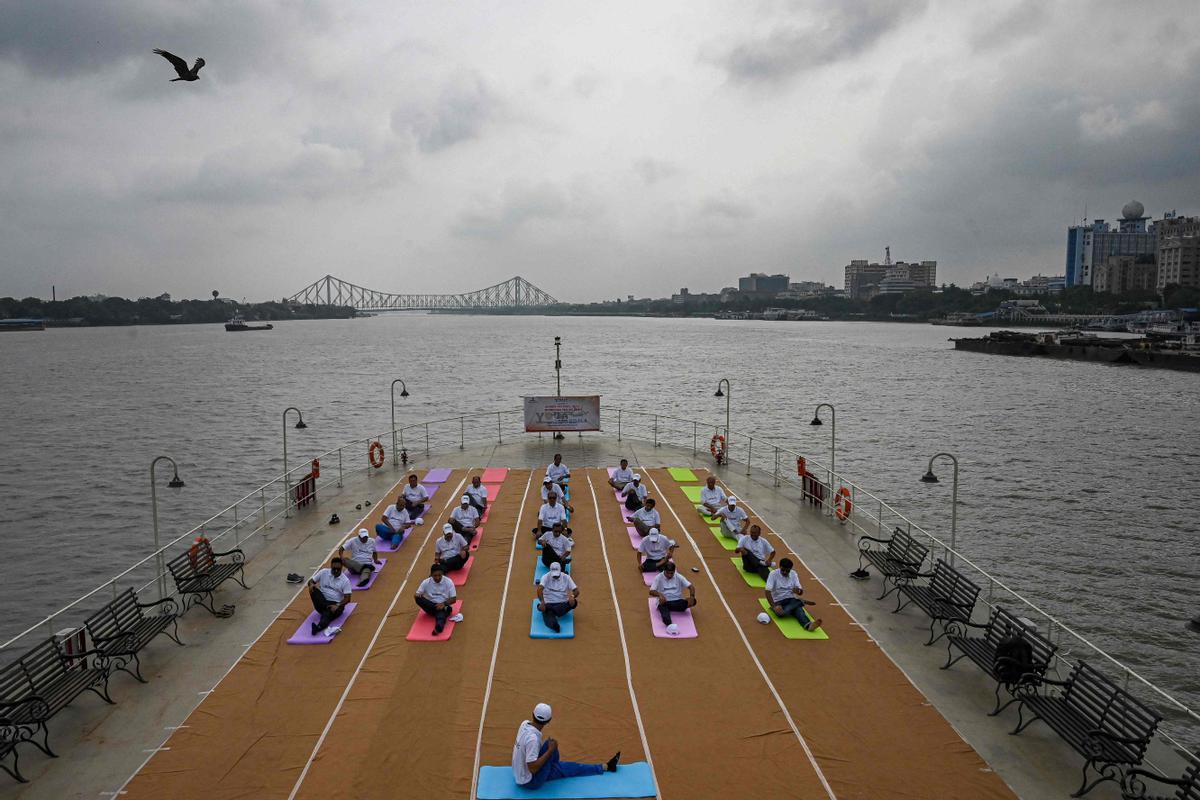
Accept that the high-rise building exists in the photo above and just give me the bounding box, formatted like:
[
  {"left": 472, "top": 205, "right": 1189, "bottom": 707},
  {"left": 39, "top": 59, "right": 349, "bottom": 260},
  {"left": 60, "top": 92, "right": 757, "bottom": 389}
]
[
  {"left": 1068, "top": 201, "right": 1158, "bottom": 287},
  {"left": 844, "top": 257, "right": 936, "bottom": 299},
  {"left": 738, "top": 273, "right": 790, "bottom": 293},
  {"left": 1157, "top": 234, "right": 1200, "bottom": 289},
  {"left": 1092, "top": 256, "right": 1158, "bottom": 294}
]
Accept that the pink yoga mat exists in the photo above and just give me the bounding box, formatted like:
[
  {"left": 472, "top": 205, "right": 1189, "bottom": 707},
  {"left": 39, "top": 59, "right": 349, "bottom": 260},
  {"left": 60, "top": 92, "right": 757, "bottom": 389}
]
[
  {"left": 626, "top": 526, "right": 642, "bottom": 549},
  {"left": 405, "top": 601, "right": 463, "bottom": 641},
  {"left": 350, "top": 558, "right": 387, "bottom": 590},
  {"left": 469, "top": 527, "right": 484, "bottom": 551},
  {"left": 481, "top": 468, "right": 507, "bottom": 482},
  {"left": 484, "top": 483, "right": 502, "bottom": 502},
  {"left": 647, "top": 598, "right": 697, "bottom": 639},
  {"left": 423, "top": 468, "right": 452, "bottom": 483},
  {"left": 448, "top": 556, "right": 475, "bottom": 586},
  {"left": 286, "top": 603, "right": 359, "bottom": 644}
]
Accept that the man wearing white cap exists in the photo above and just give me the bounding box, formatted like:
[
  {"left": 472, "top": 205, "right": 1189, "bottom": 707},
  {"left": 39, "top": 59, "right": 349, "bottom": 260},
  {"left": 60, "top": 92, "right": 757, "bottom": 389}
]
[
  {"left": 765, "top": 558, "right": 822, "bottom": 632},
  {"left": 377, "top": 494, "right": 422, "bottom": 548},
  {"left": 402, "top": 474, "right": 430, "bottom": 518},
  {"left": 449, "top": 494, "right": 480, "bottom": 544},
  {"left": 608, "top": 458, "right": 634, "bottom": 490},
  {"left": 621, "top": 474, "right": 647, "bottom": 511},
  {"left": 533, "top": 493, "right": 570, "bottom": 540},
  {"left": 547, "top": 454, "right": 570, "bottom": 484},
  {"left": 338, "top": 528, "right": 382, "bottom": 588},
  {"left": 716, "top": 496, "right": 749, "bottom": 540},
  {"left": 536, "top": 562, "right": 578, "bottom": 633},
  {"left": 697, "top": 475, "right": 727, "bottom": 518},
  {"left": 630, "top": 497, "right": 660, "bottom": 538},
  {"left": 636, "top": 528, "right": 676, "bottom": 572},
  {"left": 414, "top": 563, "right": 457, "bottom": 635},
  {"left": 465, "top": 475, "right": 489, "bottom": 516},
  {"left": 538, "top": 522, "right": 574, "bottom": 569},
  {"left": 434, "top": 524, "right": 470, "bottom": 573},
  {"left": 512, "top": 703, "right": 619, "bottom": 789},
  {"left": 736, "top": 524, "right": 776, "bottom": 580},
  {"left": 541, "top": 476, "right": 574, "bottom": 513},
  {"left": 650, "top": 561, "right": 696, "bottom": 625}
]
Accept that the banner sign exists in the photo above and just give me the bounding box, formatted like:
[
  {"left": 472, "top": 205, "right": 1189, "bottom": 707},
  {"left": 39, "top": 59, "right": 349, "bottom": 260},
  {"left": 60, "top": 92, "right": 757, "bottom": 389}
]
[{"left": 524, "top": 396, "right": 601, "bottom": 432}]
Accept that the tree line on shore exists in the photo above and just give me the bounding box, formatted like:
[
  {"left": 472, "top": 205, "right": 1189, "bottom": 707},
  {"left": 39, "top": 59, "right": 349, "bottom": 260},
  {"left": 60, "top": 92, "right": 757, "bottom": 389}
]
[{"left": 0, "top": 294, "right": 356, "bottom": 326}]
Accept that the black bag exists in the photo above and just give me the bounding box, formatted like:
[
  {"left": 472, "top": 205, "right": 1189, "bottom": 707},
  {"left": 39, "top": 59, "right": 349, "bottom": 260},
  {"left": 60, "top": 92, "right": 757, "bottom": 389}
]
[{"left": 994, "top": 635, "right": 1034, "bottom": 683}]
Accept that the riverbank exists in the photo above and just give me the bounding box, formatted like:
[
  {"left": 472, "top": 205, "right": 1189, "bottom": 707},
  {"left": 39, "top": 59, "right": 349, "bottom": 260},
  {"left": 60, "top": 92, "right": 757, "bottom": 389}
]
[{"left": 0, "top": 295, "right": 356, "bottom": 327}]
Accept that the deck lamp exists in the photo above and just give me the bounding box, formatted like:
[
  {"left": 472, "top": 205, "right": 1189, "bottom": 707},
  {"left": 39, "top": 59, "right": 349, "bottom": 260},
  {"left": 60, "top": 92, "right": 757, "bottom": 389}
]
[
  {"left": 920, "top": 470, "right": 938, "bottom": 484},
  {"left": 150, "top": 455, "right": 185, "bottom": 600},
  {"left": 391, "top": 379, "right": 409, "bottom": 466},
  {"left": 919, "top": 453, "right": 959, "bottom": 565},
  {"left": 282, "top": 407, "right": 308, "bottom": 517},
  {"left": 810, "top": 403, "right": 836, "bottom": 513},
  {"left": 713, "top": 379, "right": 731, "bottom": 462},
  {"left": 167, "top": 473, "right": 185, "bottom": 489}
]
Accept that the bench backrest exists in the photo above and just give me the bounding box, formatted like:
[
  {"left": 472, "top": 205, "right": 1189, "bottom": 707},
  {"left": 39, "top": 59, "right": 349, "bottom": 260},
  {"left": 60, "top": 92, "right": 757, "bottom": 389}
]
[
  {"left": 885, "top": 529, "right": 928, "bottom": 569},
  {"left": 85, "top": 588, "right": 144, "bottom": 641},
  {"left": 14, "top": 639, "right": 68, "bottom": 697},
  {"left": 985, "top": 606, "right": 1058, "bottom": 673},
  {"left": 1176, "top": 757, "right": 1200, "bottom": 800},
  {"left": 168, "top": 539, "right": 217, "bottom": 581},
  {"left": 1063, "top": 661, "right": 1161, "bottom": 756},
  {"left": 927, "top": 559, "right": 981, "bottom": 611}
]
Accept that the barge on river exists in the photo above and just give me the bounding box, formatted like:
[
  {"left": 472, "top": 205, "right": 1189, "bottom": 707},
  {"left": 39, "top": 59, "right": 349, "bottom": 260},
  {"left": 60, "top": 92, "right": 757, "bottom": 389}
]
[{"left": 953, "top": 329, "right": 1200, "bottom": 372}]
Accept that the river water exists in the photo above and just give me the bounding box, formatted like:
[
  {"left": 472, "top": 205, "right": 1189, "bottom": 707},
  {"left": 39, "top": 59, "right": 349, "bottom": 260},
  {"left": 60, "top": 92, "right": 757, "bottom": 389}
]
[{"left": 1, "top": 316, "right": 1196, "bottom": 737}]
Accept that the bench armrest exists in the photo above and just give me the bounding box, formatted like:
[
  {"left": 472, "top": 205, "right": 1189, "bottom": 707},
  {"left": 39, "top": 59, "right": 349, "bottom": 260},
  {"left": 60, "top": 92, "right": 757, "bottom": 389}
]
[
  {"left": 211, "top": 547, "right": 245, "bottom": 559},
  {"left": 90, "top": 630, "right": 137, "bottom": 645},
  {"left": 1087, "top": 728, "right": 1151, "bottom": 746},
  {"left": 857, "top": 535, "right": 891, "bottom": 547},
  {"left": 0, "top": 696, "right": 50, "bottom": 720},
  {"left": 56, "top": 647, "right": 110, "bottom": 661},
  {"left": 136, "top": 596, "right": 179, "bottom": 614}
]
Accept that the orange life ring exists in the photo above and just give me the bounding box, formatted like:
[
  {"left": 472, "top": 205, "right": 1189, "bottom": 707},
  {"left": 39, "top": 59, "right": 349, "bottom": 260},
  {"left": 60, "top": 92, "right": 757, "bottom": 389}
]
[
  {"left": 834, "top": 487, "right": 852, "bottom": 521},
  {"left": 709, "top": 434, "right": 726, "bottom": 462},
  {"left": 188, "top": 535, "right": 208, "bottom": 569},
  {"left": 796, "top": 456, "right": 806, "bottom": 477},
  {"left": 311, "top": 458, "right": 321, "bottom": 478},
  {"left": 368, "top": 441, "right": 384, "bottom": 469}
]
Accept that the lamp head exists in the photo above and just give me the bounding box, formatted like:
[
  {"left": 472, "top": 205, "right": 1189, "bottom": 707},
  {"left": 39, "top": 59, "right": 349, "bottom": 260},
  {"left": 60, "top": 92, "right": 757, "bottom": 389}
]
[
  {"left": 920, "top": 470, "right": 939, "bottom": 484},
  {"left": 399, "top": 388, "right": 409, "bottom": 398},
  {"left": 294, "top": 419, "right": 307, "bottom": 430},
  {"left": 714, "top": 387, "right": 724, "bottom": 398},
  {"left": 809, "top": 416, "right": 822, "bottom": 426},
  {"left": 167, "top": 473, "right": 185, "bottom": 489}
]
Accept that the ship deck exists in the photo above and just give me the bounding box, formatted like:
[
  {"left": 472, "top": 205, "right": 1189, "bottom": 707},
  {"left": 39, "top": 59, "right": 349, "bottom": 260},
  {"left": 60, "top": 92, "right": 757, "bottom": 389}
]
[{"left": 4, "top": 438, "right": 1139, "bottom": 799}]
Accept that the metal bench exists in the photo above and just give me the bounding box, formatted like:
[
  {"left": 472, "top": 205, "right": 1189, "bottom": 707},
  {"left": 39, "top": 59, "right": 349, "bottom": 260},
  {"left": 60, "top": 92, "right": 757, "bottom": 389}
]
[
  {"left": 166, "top": 538, "right": 247, "bottom": 617},
  {"left": 857, "top": 527, "right": 929, "bottom": 600},
  {"left": 943, "top": 604, "right": 1058, "bottom": 715},
  {"left": 1012, "top": 660, "right": 1162, "bottom": 797},
  {"left": 84, "top": 588, "right": 183, "bottom": 683},
  {"left": 894, "top": 558, "right": 981, "bottom": 645},
  {"left": 0, "top": 636, "right": 114, "bottom": 783},
  {"left": 1122, "top": 755, "right": 1199, "bottom": 800}
]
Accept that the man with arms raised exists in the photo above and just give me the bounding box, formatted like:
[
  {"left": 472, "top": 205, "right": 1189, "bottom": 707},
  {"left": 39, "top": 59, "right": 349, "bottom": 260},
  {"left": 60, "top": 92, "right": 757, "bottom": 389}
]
[
  {"left": 448, "top": 494, "right": 480, "bottom": 544},
  {"left": 608, "top": 458, "right": 634, "bottom": 491},
  {"left": 434, "top": 523, "right": 470, "bottom": 573},
  {"left": 307, "top": 557, "right": 351, "bottom": 637},
  {"left": 338, "top": 527, "right": 382, "bottom": 588},
  {"left": 629, "top": 497, "right": 660, "bottom": 538},
  {"left": 512, "top": 703, "right": 619, "bottom": 790},
  {"left": 697, "top": 475, "right": 727, "bottom": 518},
  {"left": 536, "top": 562, "right": 578, "bottom": 634},
  {"left": 650, "top": 561, "right": 696, "bottom": 626},
  {"left": 414, "top": 563, "right": 459, "bottom": 635},
  {"left": 736, "top": 524, "right": 776, "bottom": 581},
  {"left": 765, "top": 558, "right": 822, "bottom": 632}
]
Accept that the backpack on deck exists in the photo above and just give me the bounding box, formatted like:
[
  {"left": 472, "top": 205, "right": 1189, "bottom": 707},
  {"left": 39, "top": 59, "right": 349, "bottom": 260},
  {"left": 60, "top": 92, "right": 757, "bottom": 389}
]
[{"left": 994, "top": 635, "right": 1035, "bottom": 684}]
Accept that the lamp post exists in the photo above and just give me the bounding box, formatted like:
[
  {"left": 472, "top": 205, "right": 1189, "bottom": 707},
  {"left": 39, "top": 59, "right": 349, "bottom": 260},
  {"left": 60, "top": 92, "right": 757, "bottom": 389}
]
[
  {"left": 553, "top": 336, "right": 564, "bottom": 439},
  {"left": 282, "top": 406, "right": 307, "bottom": 517},
  {"left": 150, "top": 456, "right": 185, "bottom": 600},
  {"left": 714, "top": 379, "right": 731, "bottom": 463},
  {"left": 920, "top": 452, "right": 959, "bottom": 565},
  {"left": 390, "top": 379, "right": 409, "bottom": 466},
  {"left": 810, "top": 403, "right": 836, "bottom": 498}
]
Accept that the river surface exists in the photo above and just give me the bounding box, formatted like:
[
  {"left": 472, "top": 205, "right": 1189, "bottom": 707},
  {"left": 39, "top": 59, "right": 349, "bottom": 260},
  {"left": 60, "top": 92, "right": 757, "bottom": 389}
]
[{"left": 1, "top": 316, "right": 1196, "bottom": 739}]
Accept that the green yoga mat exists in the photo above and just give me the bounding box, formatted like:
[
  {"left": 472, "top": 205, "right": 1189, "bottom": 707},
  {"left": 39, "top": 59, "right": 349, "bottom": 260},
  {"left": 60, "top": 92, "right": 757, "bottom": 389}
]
[
  {"left": 668, "top": 468, "right": 699, "bottom": 482},
  {"left": 680, "top": 486, "right": 704, "bottom": 502},
  {"left": 710, "top": 526, "right": 736, "bottom": 551},
  {"left": 729, "top": 558, "right": 767, "bottom": 588},
  {"left": 758, "top": 598, "right": 828, "bottom": 640}
]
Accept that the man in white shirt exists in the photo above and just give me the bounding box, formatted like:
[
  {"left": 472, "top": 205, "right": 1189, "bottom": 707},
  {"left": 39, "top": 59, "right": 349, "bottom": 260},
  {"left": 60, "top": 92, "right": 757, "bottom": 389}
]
[
  {"left": 434, "top": 524, "right": 470, "bottom": 572},
  {"left": 402, "top": 474, "right": 431, "bottom": 517},
  {"left": 538, "top": 522, "right": 574, "bottom": 569},
  {"left": 636, "top": 528, "right": 676, "bottom": 572},
  {"left": 449, "top": 495, "right": 480, "bottom": 544},
  {"left": 338, "top": 528, "right": 382, "bottom": 587},
  {"left": 536, "top": 562, "right": 578, "bottom": 633},
  {"left": 541, "top": 476, "right": 574, "bottom": 513},
  {"left": 765, "top": 558, "right": 822, "bottom": 632},
  {"left": 532, "top": 494, "right": 570, "bottom": 539},
  {"left": 716, "top": 496, "right": 749, "bottom": 540},
  {"left": 736, "top": 524, "right": 776, "bottom": 580},
  {"left": 630, "top": 498, "right": 660, "bottom": 537},
  {"left": 697, "top": 476, "right": 727, "bottom": 518},
  {"left": 376, "top": 496, "right": 421, "bottom": 548},
  {"left": 650, "top": 561, "right": 696, "bottom": 625},
  {"left": 465, "top": 476, "right": 489, "bottom": 515},
  {"left": 511, "top": 703, "right": 618, "bottom": 789},
  {"left": 621, "top": 474, "right": 647, "bottom": 511},
  {"left": 414, "top": 563, "right": 458, "bottom": 635},
  {"left": 608, "top": 458, "right": 634, "bottom": 490},
  {"left": 547, "top": 454, "right": 570, "bottom": 484},
  {"left": 307, "top": 558, "right": 352, "bottom": 637}
]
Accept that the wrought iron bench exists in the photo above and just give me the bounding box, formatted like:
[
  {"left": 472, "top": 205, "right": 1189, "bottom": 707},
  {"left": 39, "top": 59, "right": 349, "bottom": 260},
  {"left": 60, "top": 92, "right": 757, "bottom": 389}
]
[
  {"left": 1012, "top": 660, "right": 1162, "bottom": 797},
  {"left": 84, "top": 588, "right": 183, "bottom": 683},
  {"left": 0, "top": 636, "right": 114, "bottom": 783},
  {"left": 943, "top": 604, "right": 1058, "bottom": 715},
  {"left": 166, "top": 538, "right": 247, "bottom": 617},
  {"left": 857, "top": 527, "right": 929, "bottom": 600},
  {"left": 894, "top": 558, "right": 981, "bottom": 645},
  {"left": 1122, "top": 755, "right": 1199, "bottom": 800}
]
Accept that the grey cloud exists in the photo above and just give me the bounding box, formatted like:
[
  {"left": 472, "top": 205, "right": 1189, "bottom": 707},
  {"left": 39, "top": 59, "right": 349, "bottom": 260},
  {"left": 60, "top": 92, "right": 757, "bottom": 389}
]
[
  {"left": 633, "top": 158, "right": 681, "bottom": 185},
  {"left": 392, "top": 73, "right": 499, "bottom": 153},
  {"left": 699, "top": 192, "right": 753, "bottom": 220},
  {"left": 452, "top": 181, "right": 597, "bottom": 239},
  {"left": 969, "top": 0, "right": 1048, "bottom": 53}
]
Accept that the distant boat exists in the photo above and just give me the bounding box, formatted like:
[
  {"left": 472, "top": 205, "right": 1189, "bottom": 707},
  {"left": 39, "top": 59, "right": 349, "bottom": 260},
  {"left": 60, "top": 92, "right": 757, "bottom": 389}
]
[
  {"left": 930, "top": 312, "right": 982, "bottom": 327},
  {"left": 225, "top": 315, "right": 273, "bottom": 332},
  {"left": 0, "top": 318, "right": 45, "bottom": 331}
]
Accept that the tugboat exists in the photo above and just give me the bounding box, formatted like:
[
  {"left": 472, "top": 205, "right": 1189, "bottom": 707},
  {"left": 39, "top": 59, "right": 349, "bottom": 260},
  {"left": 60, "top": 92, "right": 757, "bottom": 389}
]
[{"left": 224, "top": 314, "right": 273, "bottom": 332}]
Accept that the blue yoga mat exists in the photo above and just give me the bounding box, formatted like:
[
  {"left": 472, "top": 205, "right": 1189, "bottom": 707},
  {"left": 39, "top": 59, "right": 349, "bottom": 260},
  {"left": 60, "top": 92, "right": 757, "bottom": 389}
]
[
  {"left": 533, "top": 558, "right": 572, "bottom": 584},
  {"left": 530, "top": 599, "right": 574, "bottom": 639},
  {"left": 477, "top": 762, "right": 655, "bottom": 799}
]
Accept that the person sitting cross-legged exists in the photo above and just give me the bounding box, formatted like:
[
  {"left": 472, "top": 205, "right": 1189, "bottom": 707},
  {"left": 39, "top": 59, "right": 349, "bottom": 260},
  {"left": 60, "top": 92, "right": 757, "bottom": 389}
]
[
  {"left": 608, "top": 458, "right": 634, "bottom": 490},
  {"left": 736, "top": 524, "right": 776, "bottom": 581},
  {"left": 716, "top": 496, "right": 749, "bottom": 540},
  {"left": 434, "top": 523, "right": 470, "bottom": 573},
  {"left": 414, "top": 563, "right": 459, "bottom": 635},
  {"left": 402, "top": 474, "right": 430, "bottom": 518},
  {"left": 465, "top": 476, "right": 489, "bottom": 516},
  {"left": 536, "top": 562, "right": 578, "bottom": 633},
  {"left": 650, "top": 561, "right": 696, "bottom": 626},
  {"left": 338, "top": 527, "right": 382, "bottom": 588},
  {"left": 547, "top": 454, "right": 570, "bottom": 484},
  {"left": 307, "top": 557, "right": 352, "bottom": 637},
  {"left": 541, "top": 476, "right": 574, "bottom": 514},
  {"left": 539, "top": 522, "right": 574, "bottom": 569},
  {"left": 376, "top": 495, "right": 422, "bottom": 547},
  {"left": 765, "top": 558, "right": 822, "bottom": 632},
  {"left": 532, "top": 493, "right": 570, "bottom": 540},
  {"left": 621, "top": 474, "right": 647, "bottom": 512},
  {"left": 636, "top": 528, "right": 676, "bottom": 572},
  {"left": 512, "top": 703, "right": 619, "bottom": 790},
  {"left": 697, "top": 475, "right": 727, "bottom": 518},
  {"left": 630, "top": 497, "right": 660, "bottom": 538},
  {"left": 449, "top": 494, "right": 480, "bottom": 544}
]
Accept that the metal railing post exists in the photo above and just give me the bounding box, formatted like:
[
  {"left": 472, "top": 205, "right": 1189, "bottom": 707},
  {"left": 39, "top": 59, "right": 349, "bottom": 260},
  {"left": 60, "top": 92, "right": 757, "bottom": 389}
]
[
  {"left": 425, "top": 423, "right": 430, "bottom": 455},
  {"left": 460, "top": 416, "right": 465, "bottom": 449},
  {"left": 692, "top": 421, "right": 697, "bottom": 456},
  {"left": 877, "top": 500, "right": 883, "bottom": 537},
  {"left": 653, "top": 415, "right": 658, "bottom": 447},
  {"left": 259, "top": 487, "right": 267, "bottom": 528},
  {"left": 773, "top": 447, "right": 780, "bottom": 487},
  {"left": 337, "top": 448, "right": 343, "bottom": 487},
  {"left": 746, "top": 437, "right": 753, "bottom": 475},
  {"left": 110, "top": 579, "right": 118, "bottom": 601},
  {"left": 233, "top": 504, "right": 240, "bottom": 548},
  {"left": 497, "top": 411, "right": 503, "bottom": 443},
  {"left": 617, "top": 409, "right": 622, "bottom": 441}
]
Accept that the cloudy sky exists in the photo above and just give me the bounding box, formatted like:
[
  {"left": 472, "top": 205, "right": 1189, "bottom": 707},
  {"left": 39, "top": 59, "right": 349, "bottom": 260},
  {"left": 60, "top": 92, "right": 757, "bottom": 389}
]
[{"left": 2, "top": 0, "right": 1199, "bottom": 303}]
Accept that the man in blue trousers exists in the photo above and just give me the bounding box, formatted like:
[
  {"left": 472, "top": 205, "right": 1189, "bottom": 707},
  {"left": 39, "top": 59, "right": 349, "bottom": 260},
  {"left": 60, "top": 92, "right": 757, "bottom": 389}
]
[{"left": 512, "top": 702, "right": 620, "bottom": 789}]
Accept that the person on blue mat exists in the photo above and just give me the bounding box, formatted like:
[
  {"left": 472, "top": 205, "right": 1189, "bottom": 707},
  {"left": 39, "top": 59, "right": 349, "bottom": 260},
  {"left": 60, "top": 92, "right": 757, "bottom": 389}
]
[
  {"left": 465, "top": 476, "right": 489, "bottom": 516},
  {"left": 533, "top": 493, "right": 570, "bottom": 539},
  {"left": 650, "top": 561, "right": 696, "bottom": 625},
  {"left": 547, "top": 454, "right": 570, "bottom": 484},
  {"left": 539, "top": 522, "right": 574, "bottom": 568},
  {"left": 434, "top": 524, "right": 470, "bottom": 572},
  {"left": 536, "top": 562, "right": 578, "bottom": 633},
  {"left": 308, "top": 558, "right": 351, "bottom": 638},
  {"left": 698, "top": 475, "right": 727, "bottom": 518},
  {"left": 402, "top": 474, "right": 430, "bottom": 518},
  {"left": 636, "top": 528, "right": 676, "bottom": 572},
  {"left": 541, "top": 476, "right": 574, "bottom": 513},
  {"left": 449, "top": 495, "right": 480, "bottom": 544},
  {"left": 338, "top": 528, "right": 382, "bottom": 587},
  {"left": 765, "top": 558, "right": 822, "bottom": 632},
  {"left": 512, "top": 702, "right": 619, "bottom": 789},
  {"left": 377, "top": 495, "right": 422, "bottom": 547},
  {"left": 608, "top": 458, "right": 634, "bottom": 490},
  {"left": 621, "top": 474, "right": 647, "bottom": 511},
  {"left": 415, "top": 563, "right": 458, "bottom": 635},
  {"left": 736, "top": 524, "right": 776, "bottom": 580},
  {"left": 630, "top": 497, "right": 660, "bottom": 537},
  {"left": 716, "top": 496, "right": 749, "bottom": 539}
]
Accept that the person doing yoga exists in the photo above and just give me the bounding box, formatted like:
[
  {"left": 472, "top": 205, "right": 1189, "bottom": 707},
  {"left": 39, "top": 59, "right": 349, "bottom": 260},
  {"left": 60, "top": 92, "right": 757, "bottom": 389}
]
[
  {"left": 511, "top": 703, "right": 619, "bottom": 789},
  {"left": 536, "top": 562, "right": 578, "bottom": 634},
  {"left": 765, "top": 558, "right": 822, "bottom": 632},
  {"left": 608, "top": 458, "right": 634, "bottom": 490},
  {"left": 736, "top": 524, "right": 776, "bottom": 580}
]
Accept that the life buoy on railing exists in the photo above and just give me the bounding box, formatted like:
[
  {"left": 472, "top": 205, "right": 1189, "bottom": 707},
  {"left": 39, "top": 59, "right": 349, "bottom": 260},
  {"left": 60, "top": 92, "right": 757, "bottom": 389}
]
[
  {"left": 368, "top": 441, "right": 385, "bottom": 469},
  {"left": 311, "top": 458, "right": 320, "bottom": 478},
  {"left": 188, "top": 535, "right": 208, "bottom": 570},
  {"left": 834, "top": 487, "right": 852, "bottom": 522},
  {"left": 709, "top": 433, "right": 726, "bottom": 464},
  {"left": 796, "top": 456, "right": 806, "bottom": 477}
]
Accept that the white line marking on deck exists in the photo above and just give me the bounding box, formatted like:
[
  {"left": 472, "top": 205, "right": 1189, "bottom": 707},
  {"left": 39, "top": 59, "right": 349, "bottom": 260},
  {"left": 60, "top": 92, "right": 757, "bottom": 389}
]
[
  {"left": 468, "top": 471, "right": 534, "bottom": 800},
  {"left": 286, "top": 474, "right": 470, "bottom": 800},
  {"left": 163, "top": 725, "right": 189, "bottom": 730},
  {"left": 642, "top": 469, "right": 838, "bottom": 800},
  {"left": 586, "top": 474, "right": 662, "bottom": 800},
  {"left": 141, "top": 747, "right": 170, "bottom": 753}
]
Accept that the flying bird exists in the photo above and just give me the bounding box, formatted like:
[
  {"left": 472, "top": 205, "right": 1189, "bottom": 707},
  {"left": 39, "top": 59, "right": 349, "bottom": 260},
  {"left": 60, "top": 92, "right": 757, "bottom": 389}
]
[{"left": 153, "top": 49, "right": 205, "bottom": 81}]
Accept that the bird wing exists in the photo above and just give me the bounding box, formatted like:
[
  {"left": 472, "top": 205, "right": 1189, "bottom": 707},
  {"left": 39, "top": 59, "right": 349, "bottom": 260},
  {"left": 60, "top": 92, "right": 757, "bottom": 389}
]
[{"left": 153, "top": 49, "right": 190, "bottom": 78}]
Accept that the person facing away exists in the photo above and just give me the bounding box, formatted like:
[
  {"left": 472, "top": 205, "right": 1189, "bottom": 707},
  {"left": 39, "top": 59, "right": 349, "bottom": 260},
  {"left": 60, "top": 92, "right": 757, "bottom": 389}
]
[
  {"left": 449, "top": 494, "right": 480, "bottom": 543},
  {"left": 308, "top": 557, "right": 351, "bottom": 637},
  {"left": 621, "top": 474, "right": 647, "bottom": 511},
  {"left": 536, "top": 562, "right": 578, "bottom": 633},
  {"left": 630, "top": 497, "right": 660, "bottom": 537},
  {"left": 636, "top": 528, "right": 676, "bottom": 572},
  {"left": 650, "top": 561, "right": 696, "bottom": 625},
  {"left": 716, "top": 496, "right": 749, "bottom": 539},
  {"left": 533, "top": 493, "right": 569, "bottom": 539},
  {"left": 377, "top": 494, "right": 421, "bottom": 547},
  {"left": 608, "top": 458, "right": 634, "bottom": 490},
  {"left": 434, "top": 523, "right": 470, "bottom": 572},
  {"left": 539, "top": 522, "right": 574, "bottom": 568},
  {"left": 511, "top": 702, "right": 620, "bottom": 789},
  {"left": 765, "top": 558, "right": 822, "bottom": 632},
  {"left": 402, "top": 474, "right": 430, "bottom": 517},
  {"left": 465, "top": 476, "right": 489, "bottom": 515},
  {"left": 414, "top": 563, "right": 458, "bottom": 634},
  {"left": 338, "top": 527, "right": 382, "bottom": 587},
  {"left": 698, "top": 475, "right": 727, "bottom": 517},
  {"left": 547, "top": 454, "right": 570, "bottom": 483},
  {"left": 736, "top": 524, "right": 776, "bottom": 580}
]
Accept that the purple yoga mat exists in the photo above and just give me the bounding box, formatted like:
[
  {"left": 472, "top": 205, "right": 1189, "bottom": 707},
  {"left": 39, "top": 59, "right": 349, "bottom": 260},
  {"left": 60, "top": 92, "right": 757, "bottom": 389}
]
[
  {"left": 640, "top": 570, "right": 658, "bottom": 586},
  {"left": 647, "top": 598, "right": 697, "bottom": 638},
  {"left": 376, "top": 530, "right": 412, "bottom": 552},
  {"left": 349, "top": 558, "right": 386, "bottom": 590},
  {"left": 626, "top": 526, "right": 642, "bottom": 549},
  {"left": 423, "top": 468, "right": 452, "bottom": 483},
  {"left": 286, "top": 603, "right": 358, "bottom": 644}
]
